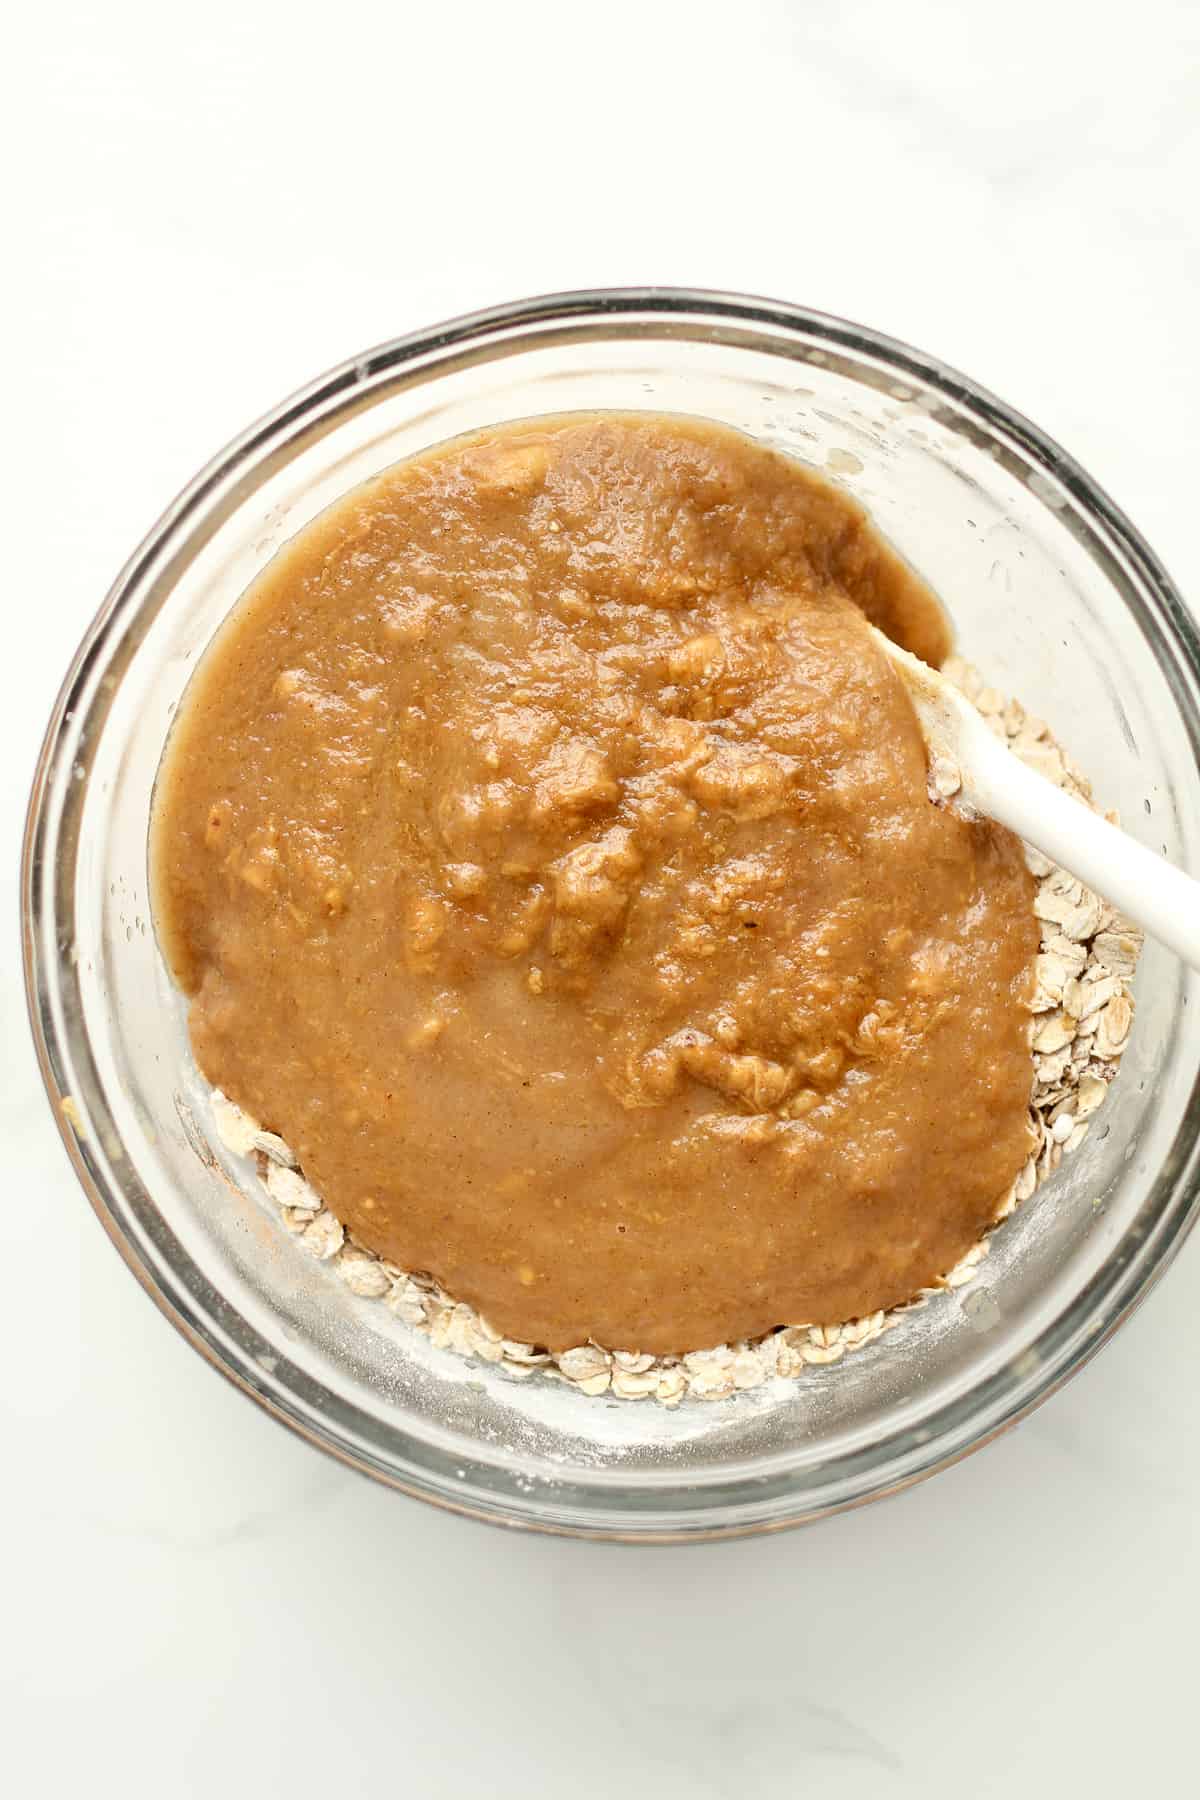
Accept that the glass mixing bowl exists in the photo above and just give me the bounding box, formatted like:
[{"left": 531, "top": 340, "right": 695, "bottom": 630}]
[{"left": 23, "top": 289, "right": 1200, "bottom": 1540}]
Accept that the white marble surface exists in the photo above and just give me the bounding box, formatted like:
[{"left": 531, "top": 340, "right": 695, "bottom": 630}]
[{"left": 5, "top": 3, "right": 1200, "bottom": 1792}]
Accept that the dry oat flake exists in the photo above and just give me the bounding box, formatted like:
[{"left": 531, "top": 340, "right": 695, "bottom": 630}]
[{"left": 206, "top": 660, "right": 1141, "bottom": 1406}]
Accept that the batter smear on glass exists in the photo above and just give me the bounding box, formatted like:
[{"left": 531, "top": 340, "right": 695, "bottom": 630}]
[{"left": 153, "top": 414, "right": 1037, "bottom": 1355}]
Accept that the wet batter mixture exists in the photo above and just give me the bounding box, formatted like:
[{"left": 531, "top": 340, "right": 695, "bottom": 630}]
[{"left": 153, "top": 415, "right": 1037, "bottom": 1355}]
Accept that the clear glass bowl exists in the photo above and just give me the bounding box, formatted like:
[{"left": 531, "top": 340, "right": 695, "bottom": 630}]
[{"left": 23, "top": 289, "right": 1200, "bottom": 1540}]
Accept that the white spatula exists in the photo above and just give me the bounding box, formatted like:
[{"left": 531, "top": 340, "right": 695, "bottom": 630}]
[{"left": 872, "top": 627, "right": 1200, "bottom": 972}]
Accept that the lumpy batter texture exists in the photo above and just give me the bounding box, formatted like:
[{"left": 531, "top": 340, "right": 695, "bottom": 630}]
[{"left": 153, "top": 415, "right": 1037, "bottom": 1354}]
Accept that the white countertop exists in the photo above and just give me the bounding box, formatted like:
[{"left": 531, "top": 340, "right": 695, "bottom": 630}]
[{"left": 6, "top": 4, "right": 1200, "bottom": 1792}]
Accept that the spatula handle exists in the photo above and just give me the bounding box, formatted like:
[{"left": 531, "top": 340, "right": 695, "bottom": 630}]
[{"left": 966, "top": 715, "right": 1200, "bottom": 972}]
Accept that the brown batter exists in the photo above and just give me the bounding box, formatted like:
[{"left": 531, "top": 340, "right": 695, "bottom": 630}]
[{"left": 153, "top": 414, "right": 1037, "bottom": 1355}]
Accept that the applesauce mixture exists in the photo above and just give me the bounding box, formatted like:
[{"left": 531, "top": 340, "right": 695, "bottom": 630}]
[{"left": 153, "top": 415, "right": 1038, "bottom": 1356}]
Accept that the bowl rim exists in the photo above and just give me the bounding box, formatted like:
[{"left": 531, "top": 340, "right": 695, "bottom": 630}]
[{"left": 22, "top": 285, "right": 1200, "bottom": 1541}]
